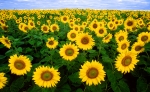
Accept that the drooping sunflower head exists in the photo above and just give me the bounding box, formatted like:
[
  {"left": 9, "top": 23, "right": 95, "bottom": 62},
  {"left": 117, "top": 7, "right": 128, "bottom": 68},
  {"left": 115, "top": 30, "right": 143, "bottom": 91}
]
[
  {"left": 22, "top": 24, "right": 29, "bottom": 33},
  {"left": 28, "top": 20, "right": 35, "bottom": 30},
  {"left": 115, "top": 51, "right": 139, "bottom": 74},
  {"left": 137, "top": 32, "right": 150, "bottom": 44},
  {"left": 8, "top": 54, "right": 32, "bottom": 75},
  {"left": 46, "top": 37, "right": 58, "bottom": 49},
  {"left": 1, "top": 24, "right": 8, "bottom": 31},
  {"left": 32, "top": 66, "right": 60, "bottom": 88},
  {"left": 95, "top": 26, "right": 107, "bottom": 37},
  {"left": 67, "top": 30, "right": 78, "bottom": 41},
  {"left": 76, "top": 32, "right": 95, "bottom": 50},
  {"left": 59, "top": 43, "right": 79, "bottom": 61},
  {"left": 115, "top": 30, "right": 128, "bottom": 43},
  {"left": 18, "top": 23, "right": 25, "bottom": 31},
  {"left": 79, "top": 60, "right": 106, "bottom": 86},
  {"left": 131, "top": 41, "right": 145, "bottom": 54},
  {"left": 50, "top": 24, "right": 59, "bottom": 32},
  {"left": 41, "top": 24, "right": 49, "bottom": 33},
  {"left": 0, "top": 72, "right": 7, "bottom": 89},
  {"left": 0, "top": 36, "right": 11, "bottom": 49},
  {"left": 117, "top": 40, "right": 130, "bottom": 53},
  {"left": 102, "top": 33, "right": 113, "bottom": 43}
]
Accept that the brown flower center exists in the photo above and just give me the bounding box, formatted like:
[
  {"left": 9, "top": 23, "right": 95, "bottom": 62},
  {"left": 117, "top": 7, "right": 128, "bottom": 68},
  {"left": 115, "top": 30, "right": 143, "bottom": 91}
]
[
  {"left": 99, "top": 29, "right": 104, "bottom": 34},
  {"left": 135, "top": 46, "right": 142, "bottom": 51},
  {"left": 109, "top": 23, "right": 113, "bottom": 27},
  {"left": 81, "top": 37, "right": 89, "bottom": 45},
  {"left": 24, "top": 26, "right": 28, "bottom": 30},
  {"left": 30, "top": 22, "right": 33, "bottom": 26},
  {"left": 70, "top": 33, "right": 76, "bottom": 38},
  {"left": 14, "top": 60, "right": 25, "bottom": 70},
  {"left": 41, "top": 71, "right": 53, "bottom": 81},
  {"left": 48, "top": 41, "right": 54, "bottom": 45},
  {"left": 5, "top": 39, "right": 10, "bottom": 44},
  {"left": 75, "top": 27, "right": 78, "bottom": 31},
  {"left": 93, "top": 23, "right": 98, "bottom": 29},
  {"left": 52, "top": 26, "right": 57, "bottom": 31},
  {"left": 141, "top": 36, "right": 148, "bottom": 42},
  {"left": 43, "top": 26, "right": 48, "bottom": 31},
  {"left": 63, "top": 17, "right": 67, "bottom": 21},
  {"left": 121, "top": 56, "right": 132, "bottom": 66},
  {"left": 86, "top": 68, "right": 99, "bottom": 79},
  {"left": 65, "top": 48, "right": 74, "bottom": 56},
  {"left": 118, "top": 36, "right": 124, "bottom": 41},
  {"left": 121, "top": 43, "right": 127, "bottom": 50},
  {"left": 127, "top": 21, "right": 133, "bottom": 26}
]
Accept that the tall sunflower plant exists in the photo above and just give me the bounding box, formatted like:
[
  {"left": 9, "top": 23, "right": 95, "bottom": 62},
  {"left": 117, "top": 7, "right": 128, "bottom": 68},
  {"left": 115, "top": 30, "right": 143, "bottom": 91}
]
[{"left": 0, "top": 9, "right": 150, "bottom": 92}]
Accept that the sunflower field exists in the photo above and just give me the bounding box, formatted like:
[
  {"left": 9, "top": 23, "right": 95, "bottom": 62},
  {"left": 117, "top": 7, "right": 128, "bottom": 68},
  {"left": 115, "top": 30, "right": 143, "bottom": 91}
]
[{"left": 0, "top": 9, "right": 150, "bottom": 92}]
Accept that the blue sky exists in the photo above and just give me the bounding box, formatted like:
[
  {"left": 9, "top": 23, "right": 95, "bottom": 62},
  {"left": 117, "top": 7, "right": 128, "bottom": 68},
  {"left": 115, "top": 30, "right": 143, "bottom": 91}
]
[{"left": 0, "top": 0, "right": 150, "bottom": 10}]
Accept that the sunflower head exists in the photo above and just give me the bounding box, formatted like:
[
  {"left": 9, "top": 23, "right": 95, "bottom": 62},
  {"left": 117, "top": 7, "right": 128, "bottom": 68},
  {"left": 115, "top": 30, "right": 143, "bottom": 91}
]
[
  {"left": 131, "top": 41, "right": 145, "bottom": 54},
  {"left": 67, "top": 30, "right": 78, "bottom": 41},
  {"left": 95, "top": 27, "right": 107, "bottom": 37},
  {"left": 41, "top": 24, "right": 49, "bottom": 33},
  {"left": 61, "top": 15, "right": 69, "bottom": 23},
  {"left": 137, "top": 32, "right": 150, "bottom": 44},
  {"left": 0, "top": 36, "right": 11, "bottom": 49},
  {"left": 32, "top": 66, "right": 60, "bottom": 88},
  {"left": 79, "top": 60, "right": 106, "bottom": 86},
  {"left": 115, "top": 30, "right": 128, "bottom": 43},
  {"left": 50, "top": 24, "right": 59, "bottom": 32},
  {"left": 59, "top": 43, "right": 79, "bottom": 61},
  {"left": 117, "top": 40, "right": 130, "bottom": 53},
  {"left": 115, "top": 51, "right": 139, "bottom": 74},
  {"left": 46, "top": 37, "right": 58, "bottom": 49},
  {"left": 8, "top": 54, "right": 32, "bottom": 75},
  {"left": 102, "top": 33, "right": 112, "bottom": 43},
  {"left": 76, "top": 32, "right": 95, "bottom": 50},
  {"left": 0, "top": 72, "right": 7, "bottom": 89}
]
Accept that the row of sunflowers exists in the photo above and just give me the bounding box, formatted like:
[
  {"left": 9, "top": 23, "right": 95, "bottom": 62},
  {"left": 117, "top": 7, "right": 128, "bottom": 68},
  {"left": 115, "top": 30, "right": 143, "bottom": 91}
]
[{"left": 0, "top": 9, "right": 150, "bottom": 92}]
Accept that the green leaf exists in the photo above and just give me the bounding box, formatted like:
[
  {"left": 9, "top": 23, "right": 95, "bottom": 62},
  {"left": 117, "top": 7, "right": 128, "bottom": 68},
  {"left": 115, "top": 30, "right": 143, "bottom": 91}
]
[
  {"left": 111, "top": 82, "right": 122, "bottom": 92},
  {"left": 114, "top": 70, "right": 123, "bottom": 80},
  {"left": 29, "top": 85, "right": 42, "bottom": 92},
  {"left": 144, "top": 67, "right": 150, "bottom": 74},
  {"left": 118, "top": 79, "right": 130, "bottom": 92},
  {"left": 0, "top": 64, "right": 9, "bottom": 72},
  {"left": 10, "top": 76, "right": 24, "bottom": 92},
  {"left": 102, "top": 55, "right": 113, "bottom": 63},
  {"left": 17, "top": 47, "right": 22, "bottom": 52},
  {"left": 59, "top": 84, "right": 71, "bottom": 92},
  {"left": 76, "top": 88, "right": 83, "bottom": 92},
  {"left": 87, "top": 49, "right": 96, "bottom": 53},
  {"left": 26, "top": 55, "right": 33, "bottom": 61},
  {"left": 136, "top": 77, "right": 147, "bottom": 92},
  {"left": 68, "top": 72, "right": 81, "bottom": 84},
  {"left": 106, "top": 69, "right": 116, "bottom": 82},
  {"left": 0, "top": 55, "right": 6, "bottom": 59}
]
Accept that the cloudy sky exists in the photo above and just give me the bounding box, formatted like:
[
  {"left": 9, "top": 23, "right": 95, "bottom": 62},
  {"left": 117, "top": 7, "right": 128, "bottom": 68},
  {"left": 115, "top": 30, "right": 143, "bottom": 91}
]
[{"left": 0, "top": 0, "right": 150, "bottom": 10}]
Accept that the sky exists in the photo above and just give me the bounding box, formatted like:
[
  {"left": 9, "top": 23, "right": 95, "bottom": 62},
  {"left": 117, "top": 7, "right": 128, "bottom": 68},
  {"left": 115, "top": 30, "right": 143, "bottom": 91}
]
[{"left": 0, "top": 0, "right": 150, "bottom": 10}]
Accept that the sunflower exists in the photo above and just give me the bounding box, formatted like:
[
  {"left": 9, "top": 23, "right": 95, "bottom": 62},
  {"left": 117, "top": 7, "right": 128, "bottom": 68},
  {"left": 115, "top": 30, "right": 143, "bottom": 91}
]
[
  {"left": 0, "top": 73, "right": 7, "bottom": 89},
  {"left": 137, "top": 32, "right": 150, "bottom": 44},
  {"left": 61, "top": 15, "right": 69, "bottom": 23},
  {"left": 22, "top": 24, "right": 29, "bottom": 33},
  {"left": 94, "top": 27, "right": 107, "bottom": 37},
  {"left": 76, "top": 32, "right": 95, "bottom": 50},
  {"left": 0, "top": 36, "right": 11, "bottom": 49},
  {"left": 115, "top": 51, "right": 139, "bottom": 74},
  {"left": 8, "top": 54, "right": 32, "bottom": 75},
  {"left": 50, "top": 24, "right": 59, "bottom": 32},
  {"left": 59, "top": 43, "right": 79, "bottom": 61},
  {"left": 124, "top": 17, "right": 136, "bottom": 31},
  {"left": 28, "top": 20, "right": 35, "bottom": 30},
  {"left": 89, "top": 21, "right": 99, "bottom": 31},
  {"left": 32, "top": 66, "right": 60, "bottom": 88},
  {"left": 131, "top": 41, "right": 145, "bottom": 54},
  {"left": 115, "top": 30, "right": 128, "bottom": 43},
  {"left": 102, "top": 33, "right": 112, "bottom": 43},
  {"left": 107, "top": 21, "right": 115, "bottom": 30},
  {"left": 1, "top": 25, "right": 8, "bottom": 31},
  {"left": 67, "top": 30, "right": 78, "bottom": 41},
  {"left": 18, "top": 23, "right": 24, "bottom": 31},
  {"left": 79, "top": 60, "right": 106, "bottom": 86},
  {"left": 73, "top": 25, "right": 80, "bottom": 31},
  {"left": 41, "top": 24, "right": 49, "bottom": 33},
  {"left": 117, "top": 40, "right": 130, "bottom": 53},
  {"left": 46, "top": 37, "right": 58, "bottom": 49}
]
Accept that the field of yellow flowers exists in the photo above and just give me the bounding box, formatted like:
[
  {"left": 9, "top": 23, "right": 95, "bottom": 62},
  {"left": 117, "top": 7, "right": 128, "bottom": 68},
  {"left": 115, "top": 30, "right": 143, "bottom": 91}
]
[{"left": 0, "top": 9, "right": 150, "bottom": 92}]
